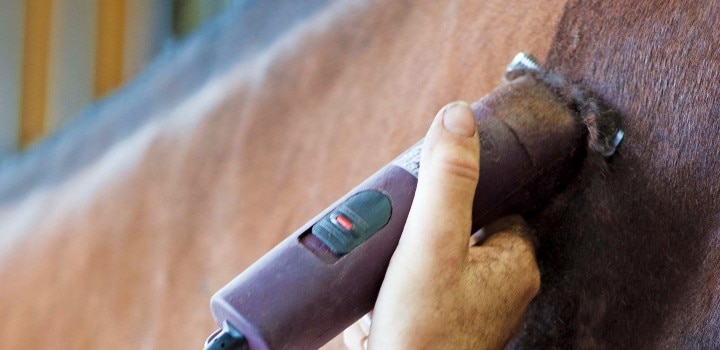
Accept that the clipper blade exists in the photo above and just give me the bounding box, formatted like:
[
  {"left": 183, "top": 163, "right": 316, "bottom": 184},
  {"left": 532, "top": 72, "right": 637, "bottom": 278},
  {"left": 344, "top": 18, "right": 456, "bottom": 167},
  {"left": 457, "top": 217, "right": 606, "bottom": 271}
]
[{"left": 507, "top": 52, "right": 542, "bottom": 73}]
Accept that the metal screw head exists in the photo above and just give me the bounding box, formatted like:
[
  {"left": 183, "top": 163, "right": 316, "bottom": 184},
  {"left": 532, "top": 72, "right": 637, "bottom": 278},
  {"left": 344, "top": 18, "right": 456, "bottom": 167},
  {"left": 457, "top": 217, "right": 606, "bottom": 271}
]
[{"left": 506, "top": 52, "right": 541, "bottom": 73}]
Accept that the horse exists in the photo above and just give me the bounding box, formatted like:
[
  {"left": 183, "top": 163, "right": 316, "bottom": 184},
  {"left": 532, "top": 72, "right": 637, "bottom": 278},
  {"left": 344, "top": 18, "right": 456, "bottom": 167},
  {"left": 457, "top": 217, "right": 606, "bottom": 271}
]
[{"left": 0, "top": 0, "right": 717, "bottom": 349}]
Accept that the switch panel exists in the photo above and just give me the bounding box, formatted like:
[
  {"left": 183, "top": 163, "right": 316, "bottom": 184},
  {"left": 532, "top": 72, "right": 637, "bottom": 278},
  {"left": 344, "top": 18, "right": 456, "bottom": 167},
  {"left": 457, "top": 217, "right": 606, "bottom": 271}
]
[{"left": 311, "top": 190, "right": 392, "bottom": 255}]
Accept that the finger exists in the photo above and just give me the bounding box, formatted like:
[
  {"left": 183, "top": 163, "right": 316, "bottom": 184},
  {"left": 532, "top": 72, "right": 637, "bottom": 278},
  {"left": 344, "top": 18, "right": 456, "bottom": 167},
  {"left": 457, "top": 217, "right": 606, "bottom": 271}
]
[
  {"left": 469, "top": 215, "right": 528, "bottom": 245},
  {"left": 398, "top": 101, "right": 480, "bottom": 268},
  {"left": 469, "top": 234, "right": 541, "bottom": 303},
  {"left": 481, "top": 215, "right": 536, "bottom": 256},
  {"left": 469, "top": 216, "right": 540, "bottom": 300},
  {"left": 467, "top": 216, "right": 533, "bottom": 266},
  {"left": 360, "top": 313, "right": 372, "bottom": 334},
  {"left": 471, "top": 215, "right": 536, "bottom": 264},
  {"left": 342, "top": 313, "right": 372, "bottom": 350},
  {"left": 469, "top": 229, "right": 486, "bottom": 247},
  {"left": 343, "top": 322, "right": 368, "bottom": 350}
]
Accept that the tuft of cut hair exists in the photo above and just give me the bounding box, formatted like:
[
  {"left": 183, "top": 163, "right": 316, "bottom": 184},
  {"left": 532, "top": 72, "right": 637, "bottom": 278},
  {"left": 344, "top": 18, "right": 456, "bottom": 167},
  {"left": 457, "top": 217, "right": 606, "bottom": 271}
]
[{"left": 505, "top": 68, "right": 623, "bottom": 158}]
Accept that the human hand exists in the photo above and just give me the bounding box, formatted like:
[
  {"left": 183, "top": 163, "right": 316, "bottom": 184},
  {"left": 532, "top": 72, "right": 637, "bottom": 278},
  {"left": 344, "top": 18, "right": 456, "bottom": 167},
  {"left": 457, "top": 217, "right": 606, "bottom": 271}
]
[{"left": 343, "top": 102, "right": 540, "bottom": 349}]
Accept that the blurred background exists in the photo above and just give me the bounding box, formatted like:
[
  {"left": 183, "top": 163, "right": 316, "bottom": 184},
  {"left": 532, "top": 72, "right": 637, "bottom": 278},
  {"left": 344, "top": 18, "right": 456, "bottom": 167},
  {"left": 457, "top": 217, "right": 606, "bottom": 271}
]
[{"left": 0, "top": 0, "right": 235, "bottom": 157}]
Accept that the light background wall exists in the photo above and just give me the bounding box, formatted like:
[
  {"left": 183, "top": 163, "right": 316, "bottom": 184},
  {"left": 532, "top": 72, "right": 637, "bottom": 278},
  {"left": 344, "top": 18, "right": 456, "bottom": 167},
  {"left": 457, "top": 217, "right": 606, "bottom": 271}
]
[
  {"left": 0, "top": 0, "right": 229, "bottom": 157},
  {"left": 46, "top": 0, "right": 98, "bottom": 132},
  {"left": 0, "top": 1, "right": 24, "bottom": 157}
]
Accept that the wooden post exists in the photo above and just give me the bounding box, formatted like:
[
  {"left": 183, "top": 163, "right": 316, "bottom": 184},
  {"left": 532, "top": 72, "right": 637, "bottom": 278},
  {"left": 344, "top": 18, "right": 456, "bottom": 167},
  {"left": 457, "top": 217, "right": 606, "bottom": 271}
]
[
  {"left": 94, "top": 0, "right": 126, "bottom": 98},
  {"left": 20, "top": 0, "right": 53, "bottom": 147}
]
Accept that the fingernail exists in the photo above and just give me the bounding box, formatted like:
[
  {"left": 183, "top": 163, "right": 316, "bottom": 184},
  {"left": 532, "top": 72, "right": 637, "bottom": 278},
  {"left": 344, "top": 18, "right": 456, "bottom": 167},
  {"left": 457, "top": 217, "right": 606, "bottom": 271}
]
[
  {"left": 442, "top": 101, "right": 475, "bottom": 137},
  {"left": 360, "top": 314, "right": 372, "bottom": 332}
]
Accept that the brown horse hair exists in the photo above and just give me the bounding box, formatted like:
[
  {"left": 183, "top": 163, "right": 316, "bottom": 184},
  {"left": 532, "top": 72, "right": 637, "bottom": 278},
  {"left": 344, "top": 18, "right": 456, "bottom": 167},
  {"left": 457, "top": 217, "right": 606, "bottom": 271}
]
[{"left": 506, "top": 68, "right": 623, "bottom": 159}]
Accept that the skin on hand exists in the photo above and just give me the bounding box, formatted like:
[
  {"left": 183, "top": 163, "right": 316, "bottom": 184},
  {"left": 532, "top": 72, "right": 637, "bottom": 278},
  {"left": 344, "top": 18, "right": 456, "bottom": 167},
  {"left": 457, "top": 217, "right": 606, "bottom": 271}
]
[{"left": 343, "top": 102, "right": 541, "bottom": 350}]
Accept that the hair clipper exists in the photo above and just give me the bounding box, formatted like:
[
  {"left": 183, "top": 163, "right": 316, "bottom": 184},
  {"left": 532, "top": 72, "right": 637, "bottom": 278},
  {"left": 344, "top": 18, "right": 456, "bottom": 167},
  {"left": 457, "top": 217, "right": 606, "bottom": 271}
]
[{"left": 204, "top": 53, "right": 623, "bottom": 350}]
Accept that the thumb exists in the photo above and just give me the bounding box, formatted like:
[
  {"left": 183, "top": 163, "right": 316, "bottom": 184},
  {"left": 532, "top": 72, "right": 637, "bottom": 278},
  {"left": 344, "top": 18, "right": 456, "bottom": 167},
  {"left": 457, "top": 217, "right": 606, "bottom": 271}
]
[{"left": 397, "top": 101, "right": 480, "bottom": 270}]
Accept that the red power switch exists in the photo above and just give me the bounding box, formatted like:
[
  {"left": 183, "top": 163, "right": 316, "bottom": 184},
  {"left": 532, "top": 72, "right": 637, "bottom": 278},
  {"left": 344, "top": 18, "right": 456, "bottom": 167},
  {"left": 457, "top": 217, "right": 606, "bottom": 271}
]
[{"left": 335, "top": 214, "right": 353, "bottom": 231}]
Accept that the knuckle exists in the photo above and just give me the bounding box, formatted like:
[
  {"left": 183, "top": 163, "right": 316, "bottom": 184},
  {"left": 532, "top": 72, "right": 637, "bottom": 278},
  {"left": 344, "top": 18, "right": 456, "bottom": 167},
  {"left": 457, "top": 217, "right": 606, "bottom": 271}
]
[
  {"left": 495, "top": 241, "right": 540, "bottom": 298},
  {"left": 525, "top": 265, "right": 541, "bottom": 296},
  {"left": 433, "top": 149, "right": 480, "bottom": 183},
  {"left": 516, "top": 254, "right": 541, "bottom": 299}
]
